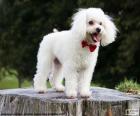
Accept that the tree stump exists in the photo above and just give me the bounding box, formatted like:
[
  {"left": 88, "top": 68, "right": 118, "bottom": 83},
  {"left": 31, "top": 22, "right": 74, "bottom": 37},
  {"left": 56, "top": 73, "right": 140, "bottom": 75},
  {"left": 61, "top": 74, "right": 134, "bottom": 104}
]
[{"left": 0, "top": 87, "right": 139, "bottom": 116}]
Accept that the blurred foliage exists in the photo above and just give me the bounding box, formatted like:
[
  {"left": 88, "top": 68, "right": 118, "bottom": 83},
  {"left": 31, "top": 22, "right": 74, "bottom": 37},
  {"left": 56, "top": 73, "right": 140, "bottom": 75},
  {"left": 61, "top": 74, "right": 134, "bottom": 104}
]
[
  {"left": 0, "top": 0, "right": 77, "bottom": 86},
  {"left": 115, "top": 78, "right": 140, "bottom": 94},
  {"left": 0, "top": 0, "right": 140, "bottom": 88},
  {"left": 0, "top": 68, "right": 17, "bottom": 80}
]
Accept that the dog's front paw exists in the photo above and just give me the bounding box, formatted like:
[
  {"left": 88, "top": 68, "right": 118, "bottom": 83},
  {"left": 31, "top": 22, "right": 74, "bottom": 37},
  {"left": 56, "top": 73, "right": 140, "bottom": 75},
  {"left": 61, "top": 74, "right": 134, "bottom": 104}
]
[
  {"left": 65, "top": 91, "right": 77, "bottom": 99},
  {"left": 55, "top": 85, "right": 65, "bottom": 92},
  {"left": 34, "top": 86, "right": 47, "bottom": 94},
  {"left": 80, "top": 90, "right": 91, "bottom": 98}
]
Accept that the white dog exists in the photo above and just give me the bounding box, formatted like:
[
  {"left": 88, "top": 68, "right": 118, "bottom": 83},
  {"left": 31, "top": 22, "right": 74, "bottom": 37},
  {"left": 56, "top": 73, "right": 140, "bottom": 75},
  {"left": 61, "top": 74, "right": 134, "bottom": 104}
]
[{"left": 33, "top": 8, "right": 117, "bottom": 98}]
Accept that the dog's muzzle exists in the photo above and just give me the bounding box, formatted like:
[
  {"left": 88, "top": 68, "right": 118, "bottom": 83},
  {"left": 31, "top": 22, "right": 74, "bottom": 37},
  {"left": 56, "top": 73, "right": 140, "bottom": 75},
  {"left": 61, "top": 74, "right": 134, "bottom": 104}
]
[
  {"left": 90, "top": 33, "right": 100, "bottom": 42},
  {"left": 90, "top": 27, "right": 101, "bottom": 42}
]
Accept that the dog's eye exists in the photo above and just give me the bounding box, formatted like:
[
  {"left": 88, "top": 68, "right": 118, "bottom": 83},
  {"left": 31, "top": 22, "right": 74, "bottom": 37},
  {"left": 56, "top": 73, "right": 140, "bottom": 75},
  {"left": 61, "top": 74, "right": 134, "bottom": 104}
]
[
  {"left": 88, "top": 21, "right": 94, "bottom": 25},
  {"left": 99, "top": 22, "right": 102, "bottom": 25}
]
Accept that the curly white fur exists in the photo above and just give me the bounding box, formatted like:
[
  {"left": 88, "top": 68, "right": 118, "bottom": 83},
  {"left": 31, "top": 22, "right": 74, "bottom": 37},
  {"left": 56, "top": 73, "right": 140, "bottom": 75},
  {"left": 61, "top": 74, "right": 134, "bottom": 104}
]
[{"left": 33, "top": 8, "right": 117, "bottom": 98}]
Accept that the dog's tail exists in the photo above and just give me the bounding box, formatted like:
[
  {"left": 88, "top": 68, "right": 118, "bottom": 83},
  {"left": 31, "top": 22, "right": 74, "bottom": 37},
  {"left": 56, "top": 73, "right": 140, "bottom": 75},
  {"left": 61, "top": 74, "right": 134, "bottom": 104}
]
[{"left": 53, "top": 28, "right": 58, "bottom": 33}]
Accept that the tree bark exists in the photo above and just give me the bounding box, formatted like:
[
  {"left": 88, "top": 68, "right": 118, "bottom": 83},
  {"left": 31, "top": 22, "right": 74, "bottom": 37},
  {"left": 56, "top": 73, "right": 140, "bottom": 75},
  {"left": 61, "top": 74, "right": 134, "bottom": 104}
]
[
  {"left": 0, "top": 87, "right": 139, "bottom": 116},
  {"left": 17, "top": 77, "right": 23, "bottom": 88}
]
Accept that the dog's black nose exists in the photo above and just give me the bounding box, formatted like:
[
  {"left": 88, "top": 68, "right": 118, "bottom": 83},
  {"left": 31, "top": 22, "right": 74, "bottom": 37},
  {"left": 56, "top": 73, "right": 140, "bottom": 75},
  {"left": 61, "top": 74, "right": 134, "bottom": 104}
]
[{"left": 96, "top": 28, "right": 101, "bottom": 33}]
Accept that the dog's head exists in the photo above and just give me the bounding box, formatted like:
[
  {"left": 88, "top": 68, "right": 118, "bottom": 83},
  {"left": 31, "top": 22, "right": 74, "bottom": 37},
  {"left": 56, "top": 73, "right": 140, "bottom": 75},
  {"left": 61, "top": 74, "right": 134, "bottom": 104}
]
[{"left": 71, "top": 8, "right": 117, "bottom": 46}]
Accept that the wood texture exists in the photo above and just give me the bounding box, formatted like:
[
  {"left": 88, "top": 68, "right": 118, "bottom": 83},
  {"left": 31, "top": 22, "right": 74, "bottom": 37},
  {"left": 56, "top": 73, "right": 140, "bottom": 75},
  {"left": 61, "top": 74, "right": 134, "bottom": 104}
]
[{"left": 0, "top": 87, "right": 139, "bottom": 116}]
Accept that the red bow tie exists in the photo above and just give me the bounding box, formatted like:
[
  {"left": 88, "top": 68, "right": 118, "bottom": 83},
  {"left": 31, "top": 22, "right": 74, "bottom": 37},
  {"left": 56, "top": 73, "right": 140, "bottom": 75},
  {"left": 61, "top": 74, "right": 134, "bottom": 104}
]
[{"left": 81, "top": 40, "right": 97, "bottom": 52}]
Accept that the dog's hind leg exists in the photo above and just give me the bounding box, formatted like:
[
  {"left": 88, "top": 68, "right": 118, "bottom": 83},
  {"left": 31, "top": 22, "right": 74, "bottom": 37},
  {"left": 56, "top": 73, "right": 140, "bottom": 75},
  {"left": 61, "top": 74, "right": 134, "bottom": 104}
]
[
  {"left": 33, "top": 42, "right": 53, "bottom": 93},
  {"left": 49, "top": 58, "right": 64, "bottom": 92}
]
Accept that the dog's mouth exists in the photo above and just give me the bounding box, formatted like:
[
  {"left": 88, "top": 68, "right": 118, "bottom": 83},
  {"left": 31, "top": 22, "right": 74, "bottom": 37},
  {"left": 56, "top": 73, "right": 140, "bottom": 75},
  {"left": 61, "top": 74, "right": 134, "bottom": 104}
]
[{"left": 90, "top": 33, "right": 100, "bottom": 42}]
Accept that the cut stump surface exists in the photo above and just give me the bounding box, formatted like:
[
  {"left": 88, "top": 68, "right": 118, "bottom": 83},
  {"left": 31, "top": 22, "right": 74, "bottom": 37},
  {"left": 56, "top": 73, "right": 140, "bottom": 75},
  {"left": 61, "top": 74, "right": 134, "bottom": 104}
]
[{"left": 0, "top": 87, "right": 140, "bottom": 116}]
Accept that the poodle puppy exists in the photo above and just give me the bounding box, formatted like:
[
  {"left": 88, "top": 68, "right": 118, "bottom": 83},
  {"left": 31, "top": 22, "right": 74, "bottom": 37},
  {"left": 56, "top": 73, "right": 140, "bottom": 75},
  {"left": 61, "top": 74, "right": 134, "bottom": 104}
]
[{"left": 33, "top": 8, "right": 117, "bottom": 98}]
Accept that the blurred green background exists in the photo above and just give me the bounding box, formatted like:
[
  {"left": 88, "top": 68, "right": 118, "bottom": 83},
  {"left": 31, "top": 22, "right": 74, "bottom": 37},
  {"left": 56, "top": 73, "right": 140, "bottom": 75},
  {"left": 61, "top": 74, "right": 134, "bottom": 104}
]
[{"left": 0, "top": 0, "right": 140, "bottom": 90}]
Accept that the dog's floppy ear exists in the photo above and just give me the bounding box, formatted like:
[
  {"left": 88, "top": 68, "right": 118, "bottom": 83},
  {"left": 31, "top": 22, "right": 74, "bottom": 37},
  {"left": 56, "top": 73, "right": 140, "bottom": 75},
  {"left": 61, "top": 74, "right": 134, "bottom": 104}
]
[
  {"left": 101, "top": 15, "right": 117, "bottom": 46},
  {"left": 71, "top": 9, "right": 86, "bottom": 38}
]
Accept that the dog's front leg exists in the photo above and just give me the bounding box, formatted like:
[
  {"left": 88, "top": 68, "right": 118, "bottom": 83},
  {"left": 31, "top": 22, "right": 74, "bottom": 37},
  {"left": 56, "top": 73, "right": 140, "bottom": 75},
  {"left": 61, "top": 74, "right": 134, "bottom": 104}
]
[
  {"left": 64, "top": 65, "right": 78, "bottom": 98},
  {"left": 79, "top": 68, "right": 93, "bottom": 98}
]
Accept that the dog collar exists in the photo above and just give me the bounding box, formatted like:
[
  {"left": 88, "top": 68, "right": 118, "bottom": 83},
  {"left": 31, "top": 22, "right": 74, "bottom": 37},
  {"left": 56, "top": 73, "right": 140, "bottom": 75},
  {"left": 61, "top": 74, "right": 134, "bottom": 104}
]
[{"left": 81, "top": 40, "right": 97, "bottom": 52}]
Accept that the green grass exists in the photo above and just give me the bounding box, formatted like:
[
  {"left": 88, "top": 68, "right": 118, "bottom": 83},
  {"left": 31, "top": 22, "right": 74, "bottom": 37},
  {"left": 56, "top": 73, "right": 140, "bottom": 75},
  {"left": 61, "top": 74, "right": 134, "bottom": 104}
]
[
  {"left": 0, "top": 68, "right": 103, "bottom": 89},
  {"left": 22, "top": 80, "right": 32, "bottom": 88},
  {"left": 0, "top": 74, "right": 103, "bottom": 89},
  {"left": 0, "top": 75, "right": 53, "bottom": 89},
  {"left": 0, "top": 76, "right": 31, "bottom": 89},
  {"left": 115, "top": 79, "right": 140, "bottom": 94}
]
